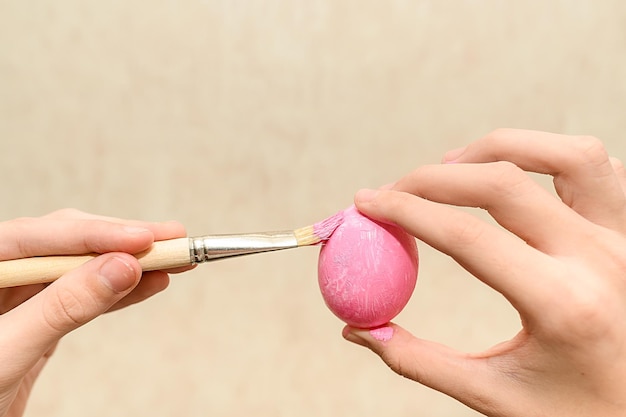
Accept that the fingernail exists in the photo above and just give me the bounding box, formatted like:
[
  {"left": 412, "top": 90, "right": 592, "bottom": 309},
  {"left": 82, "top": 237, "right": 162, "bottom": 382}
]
[
  {"left": 342, "top": 327, "right": 371, "bottom": 347},
  {"left": 98, "top": 256, "right": 138, "bottom": 293},
  {"left": 343, "top": 325, "right": 395, "bottom": 346},
  {"left": 123, "top": 226, "right": 151, "bottom": 235},
  {"left": 341, "top": 327, "right": 375, "bottom": 345},
  {"left": 355, "top": 188, "right": 380, "bottom": 203},
  {"left": 442, "top": 146, "right": 467, "bottom": 163}
]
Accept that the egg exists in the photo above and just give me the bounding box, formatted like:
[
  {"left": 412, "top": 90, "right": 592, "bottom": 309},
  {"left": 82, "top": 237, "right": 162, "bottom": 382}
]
[{"left": 318, "top": 205, "right": 419, "bottom": 328}]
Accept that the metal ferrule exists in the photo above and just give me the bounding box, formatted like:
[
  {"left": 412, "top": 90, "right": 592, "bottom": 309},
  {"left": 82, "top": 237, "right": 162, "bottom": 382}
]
[{"left": 189, "top": 231, "right": 299, "bottom": 264}]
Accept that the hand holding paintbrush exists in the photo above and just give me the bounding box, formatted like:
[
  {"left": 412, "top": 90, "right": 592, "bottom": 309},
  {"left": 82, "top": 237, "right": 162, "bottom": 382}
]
[
  {"left": 0, "top": 206, "right": 346, "bottom": 417},
  {"left": 0, "top": 210, "right": 344, "bottom": 288}
]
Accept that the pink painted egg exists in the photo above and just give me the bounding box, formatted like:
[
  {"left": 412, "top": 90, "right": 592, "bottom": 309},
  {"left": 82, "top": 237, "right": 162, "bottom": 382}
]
[{"left": 318, "top": 205, "right": 418, "bottom": 328}]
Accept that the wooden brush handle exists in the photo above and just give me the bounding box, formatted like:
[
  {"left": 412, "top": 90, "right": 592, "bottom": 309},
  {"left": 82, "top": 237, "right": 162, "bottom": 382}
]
[{"left": 0, "top": 238, "right": 192, "bottom": 288}]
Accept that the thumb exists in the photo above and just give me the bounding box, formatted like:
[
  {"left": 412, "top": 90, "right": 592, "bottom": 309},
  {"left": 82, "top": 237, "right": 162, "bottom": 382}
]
[
  {"left": 343, "top": 323, "right": 505, "bottom": 415},
  {"left": 0, "top": 253, "right": 141, "bottom": 373}
]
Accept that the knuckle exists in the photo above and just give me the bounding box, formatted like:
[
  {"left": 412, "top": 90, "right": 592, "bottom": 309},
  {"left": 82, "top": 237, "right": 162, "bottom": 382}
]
[
  {"left": 394, "top": 166, "right": 428, "bottom": 193},
  {"left": 485, "top": 161, "right": 532, "bottom": 200},
  {"left": 570, "top": 135, "right": 609, "bottom": 167},
  {"left": 42, "top": 286, "right": 94, "bottom": 333},
  {"left": 480, "top": 128, "right": 518, "bottom": 149},
  {"left": 45, "top": 208, "right": 84, "bottom": 219},
  {"left": 549, "top": 283, "right": 617, "bottom": 341},
  {"left": 447, "top": 216, "right": 486, "bottom": 247},
  {"left": 374, "top": 190, "right": 414, "bottom": 216},
  {"left": 0, "top": 217, "right": 36, "bottom": 258},
  {"left": 379, "top": 349, "right": 422, "bottom": 382},
  {"left": 485, "top": 127, "right": 515, "bottom": 140},
  {"left": 491, "top": 160, "right": 526, "bottom": 184},
  {"left": 380, "top": 350, "right": 404, "bottom": 375},
  {"left": 387, "top": 189, "right": 416, "bottom": 209}
]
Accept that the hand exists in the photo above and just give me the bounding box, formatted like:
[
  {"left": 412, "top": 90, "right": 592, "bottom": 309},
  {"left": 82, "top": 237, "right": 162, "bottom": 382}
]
[
  {"left": 0, "top": 209, "right": 189, "bottom": 417},
  {"left": 344, "top": 129, "right": 626, "bottom": 416}
]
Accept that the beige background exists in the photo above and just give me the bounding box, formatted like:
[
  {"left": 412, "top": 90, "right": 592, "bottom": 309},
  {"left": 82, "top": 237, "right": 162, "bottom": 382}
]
[{"left": 1, "top": 1, "right": 625, "bottom": 416}]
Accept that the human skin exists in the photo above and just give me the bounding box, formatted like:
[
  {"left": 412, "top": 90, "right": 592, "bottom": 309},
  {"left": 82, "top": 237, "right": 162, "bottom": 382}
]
[
  {"left": 0, "top": 209, "right": 190, "bottom": 417},
  {"left": 343, "top": 129, "right": 626, "bottom": 416}
]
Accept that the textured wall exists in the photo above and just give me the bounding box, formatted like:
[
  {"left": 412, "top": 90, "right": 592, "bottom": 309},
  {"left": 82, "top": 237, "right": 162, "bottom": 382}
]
[{"left": 1, "top": 1, "right": 625, "bottom": 416}]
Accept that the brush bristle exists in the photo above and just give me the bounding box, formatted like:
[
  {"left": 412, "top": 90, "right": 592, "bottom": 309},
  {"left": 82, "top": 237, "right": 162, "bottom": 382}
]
[{"left": 294, "top": 210, "right": 344, "bottom": 246}]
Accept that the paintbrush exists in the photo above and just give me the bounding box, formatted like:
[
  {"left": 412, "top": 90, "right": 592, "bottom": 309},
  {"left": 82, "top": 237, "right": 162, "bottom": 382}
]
[{"left": 0, "top": 211, "right": 344, "bottom": 288}]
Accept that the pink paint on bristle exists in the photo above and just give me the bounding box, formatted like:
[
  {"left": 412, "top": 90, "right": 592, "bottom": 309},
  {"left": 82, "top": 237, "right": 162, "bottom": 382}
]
[{"left": 313, "top": 211, "right": 344, "bottom": 242}]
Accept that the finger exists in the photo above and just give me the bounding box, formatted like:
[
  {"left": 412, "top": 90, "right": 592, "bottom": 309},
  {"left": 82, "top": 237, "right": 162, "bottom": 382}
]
[
  {"left": 392, "top": 162, "right": 593, "bottom": 255},
  {"left": 0, "top": 260, "right": 191, "bottom": 314},
  {"left": 342, "top": 323, "right": 511, "bottom": 416},
  {"left": 444, "top": 129, "right": 626, "bottom": 230},
  {"left": 0, "top": 284, "right": 46, "bottom": 314},
  {"left": 0, "top": 218, "right": 155, "bottom": 260},
  {"left": 107, "top": 270, "right": 170, "bottom": 312},
  {"left": 0, "top": 253, "right": 141, "bottom": 373},
  {"left": 354, "top": 189, "right": 559, "bottom": 317},
  {"left": 42, "top": 208, "right": 188, "bottom": 241}
]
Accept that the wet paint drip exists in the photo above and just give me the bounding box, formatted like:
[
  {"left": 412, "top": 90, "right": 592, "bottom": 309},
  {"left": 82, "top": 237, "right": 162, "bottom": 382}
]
[{"left": 369, "top": 326, "right": 394, "bottom": 342}]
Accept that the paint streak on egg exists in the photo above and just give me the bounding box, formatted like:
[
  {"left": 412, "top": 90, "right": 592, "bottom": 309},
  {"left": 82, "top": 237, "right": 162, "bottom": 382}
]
[{"left": 318, "top": 206, "right": 418, "bottom": 328}]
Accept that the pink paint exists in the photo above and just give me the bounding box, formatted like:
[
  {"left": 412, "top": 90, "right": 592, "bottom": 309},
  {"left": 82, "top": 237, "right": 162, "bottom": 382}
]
[
  {"left": 318, "top": 205, "right": 418, "bottom": 328},
  {"left": 369, "top": 326, "right": 394, "bottom": 342},
  {"left": 313, "top": 210, "right": 345, "bottom": 241}
]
